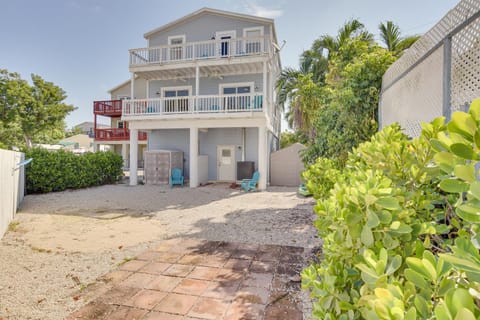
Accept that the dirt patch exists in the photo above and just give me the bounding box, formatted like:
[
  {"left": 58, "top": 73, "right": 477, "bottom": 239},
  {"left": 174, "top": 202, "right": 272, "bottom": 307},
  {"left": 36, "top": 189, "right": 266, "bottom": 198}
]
[{"left": 0, "top": 184, "right": 319, "bottom": 319}]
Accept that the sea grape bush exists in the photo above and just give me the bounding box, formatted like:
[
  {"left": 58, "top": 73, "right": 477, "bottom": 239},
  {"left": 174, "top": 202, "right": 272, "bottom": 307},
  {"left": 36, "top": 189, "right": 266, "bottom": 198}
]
[
  {"left": 302, "top": 99, "right": 480, "bottom": 319},
  {"left": 25, "top": 148, "right": 123, "bottom": 193}
]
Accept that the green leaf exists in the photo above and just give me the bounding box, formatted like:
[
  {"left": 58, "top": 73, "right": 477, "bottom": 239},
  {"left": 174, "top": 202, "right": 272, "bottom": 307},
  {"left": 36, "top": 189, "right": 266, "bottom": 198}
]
[
  {"left": 366, "top": 210, "right": 380, "bottom": 228},
  {"left": 448, "top": 111, "right": 476, "bottom": 139},
  {"left": 389, "top": 221, "right": 412, "bottom": 234},
  {"left": 450, "top": 143, "right": 478, "bottom": 160},
  {"left": 414, "top": 295, "right": 429, "bottom": 318},
  {"left": 456, "top": 204, "right": 480, "bottom": 223},
  {"left": 376, "top": 197, "right": 400, "bottom": 210},
  {"left": 430, "top": 138, "right": 449, "bottom": 152},
  {"left": 439, "top": 179, "right": 469, "bottom": 193},
  {"left": 385, "top": 255, "right": 402, "bottom": 275},
  {"left": 468, "top": 98, "right": 480, "bottom": 121},
  {"left": 361, "top": 226, "right": 374, "bottom": 246},
  {"left": 405, "top": 307, "right": 417, "bottom": 320},
  {"left": 405, "top": 269, "right": 430, "bottom": 291},
  {"left": 469, "top": 181, "right": 480, "bottom": 201},
  {"left": 454, "top": 308, "right": 476, "bottom": 320},
  {"left": 435, "top": 302, "right": 453, "bottom": 320},
  {"left": 454, "top": 164, "right": 476, "bottom": 182},
  {"left": 449, "top": 288, "right": 475, "bottom": 317}
]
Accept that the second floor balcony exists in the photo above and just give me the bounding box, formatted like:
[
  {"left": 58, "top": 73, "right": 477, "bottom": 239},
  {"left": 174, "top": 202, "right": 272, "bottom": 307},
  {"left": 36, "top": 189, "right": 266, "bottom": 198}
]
[
  {"left": 122, "top": 93, "right": 264, "bottom": 119},
  {"left": 129, "top": 35, "right": 271, "bottom": 68},
  {"left": 94, "top": 100, "right": 123, "bottom": 116},
  {"left": 95, "top": 128, "right": 147, "bottom": 141}
]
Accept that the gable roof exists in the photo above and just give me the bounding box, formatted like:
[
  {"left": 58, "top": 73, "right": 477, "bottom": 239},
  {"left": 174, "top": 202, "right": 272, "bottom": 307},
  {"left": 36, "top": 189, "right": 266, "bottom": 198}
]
[{"left": 144, "top": 7, "right": 278, "bottom": 43}]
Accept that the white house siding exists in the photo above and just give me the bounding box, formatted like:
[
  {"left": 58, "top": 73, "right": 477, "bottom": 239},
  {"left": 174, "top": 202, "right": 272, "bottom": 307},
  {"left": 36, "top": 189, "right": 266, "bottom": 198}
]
[
  {"left": 148, "top": 74, "right": 263, "bottom": 97},
  {"left": 148, "top": 13, "right": 271, "bottom": 46}
]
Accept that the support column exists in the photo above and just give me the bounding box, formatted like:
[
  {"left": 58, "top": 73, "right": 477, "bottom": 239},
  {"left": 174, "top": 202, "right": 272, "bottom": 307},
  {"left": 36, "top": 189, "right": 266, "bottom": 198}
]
[
  {"left": 258, "top": 125, "right": 267, "bottom": 190},
  {"left": 262, "top": 61, "right": 267, "bottom": 105},
  {"left": 130, "top": 72, "right": 135, "bottom": 99},
  {"left": 121, "top": 143, "right": 128, "bottom": 169},
  {"left": 195, "top": 65, "right": 200, "bottom": 95},
  {"left": 129, "top": 128, "right": 138, "bottom": 186},
  {"left": 93, "top": 143, "right": 98, "bottom": 152},
  {"left": 189, "top": 127, "right": 199, "bottom": 188}
]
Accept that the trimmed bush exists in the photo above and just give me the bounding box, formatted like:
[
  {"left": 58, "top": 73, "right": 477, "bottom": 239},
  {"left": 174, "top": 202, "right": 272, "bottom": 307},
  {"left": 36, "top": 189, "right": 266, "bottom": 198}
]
[
  {"left": 302, "top": 99, "right": 480, "bottom": 319},
  {"left": 25, "top": 148, "right": 123, "bottom": 193}
]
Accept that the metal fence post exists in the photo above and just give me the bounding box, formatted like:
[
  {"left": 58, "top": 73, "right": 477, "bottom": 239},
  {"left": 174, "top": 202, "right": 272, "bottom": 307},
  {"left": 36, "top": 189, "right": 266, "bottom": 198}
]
[{"left": 442, "top": 37, "right": 452, "bottom": 122}]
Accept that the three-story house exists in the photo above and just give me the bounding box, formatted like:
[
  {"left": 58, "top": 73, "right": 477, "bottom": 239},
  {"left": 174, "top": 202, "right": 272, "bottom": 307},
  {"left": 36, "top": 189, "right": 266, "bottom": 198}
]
[{"left": 93, "top": 8, "right": 281, "bottom": 189}]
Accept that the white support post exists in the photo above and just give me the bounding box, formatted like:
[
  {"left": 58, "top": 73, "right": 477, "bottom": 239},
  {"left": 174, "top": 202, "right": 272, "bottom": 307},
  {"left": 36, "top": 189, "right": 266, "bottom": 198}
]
[
  {"left": 130, "top": 72, "right": 135, "bottom": 99},
  {"left": 129, "top": 129, "right": 138, "bottom": 186},
  {"left": 195, "top": 65, "right": 200, "bottom": 95},
  {"left": 146, "top": 80, "right": 149, "bottom": 98},
  {"left": 257, "top": 125, "right": 267, "bottom": 190},
  {"left": 121, "top": 143, "right": 128, "bottom": 169},
  {"left": 262, "top": 61, "right": 267, "bottom": 106},
  {"left": 195, "top": 65, "right": 200, "bottom": 113},
  {"left": 93, "top": 143, "right": 98, "bottom": 152},
  {"left": 189, "top": 127, "right": 199, "bottom": 188}
]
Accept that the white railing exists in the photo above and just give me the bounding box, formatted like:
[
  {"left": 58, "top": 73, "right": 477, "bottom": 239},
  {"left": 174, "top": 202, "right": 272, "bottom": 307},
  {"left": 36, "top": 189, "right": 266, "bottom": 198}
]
[
  {"left": 123, "top": 93, "right": 264, "bottom": 116},
  {"left": 130, "top": 36, "right": 270, "bottom": 66}
]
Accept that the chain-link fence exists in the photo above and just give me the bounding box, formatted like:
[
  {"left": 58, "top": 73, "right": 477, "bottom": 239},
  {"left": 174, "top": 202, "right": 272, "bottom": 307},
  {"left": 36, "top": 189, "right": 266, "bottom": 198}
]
[{"left": 379, "top": 0, "right": 480, "bottom": 137}]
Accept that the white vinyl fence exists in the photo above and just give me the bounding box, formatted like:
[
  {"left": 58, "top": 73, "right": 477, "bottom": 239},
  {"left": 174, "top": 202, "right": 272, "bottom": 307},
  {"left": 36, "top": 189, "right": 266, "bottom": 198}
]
[
  {"left": 380, "top": 0, "right": 480, "bottom": 136},
  {"left": 0, "top": 149, "right": 25, "bottom": 238}
]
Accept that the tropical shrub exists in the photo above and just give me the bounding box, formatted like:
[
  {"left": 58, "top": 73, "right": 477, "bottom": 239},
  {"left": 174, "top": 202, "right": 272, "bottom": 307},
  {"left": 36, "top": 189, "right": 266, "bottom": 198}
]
[
  {"left": 25, "top": 148, "right": 123, "bottom": 193},
  {"left": 302, "top": 157, "right": 343, "bottom": 200},
  {"left": 302, "top": 99, "right": 480, "bottom": 319}
]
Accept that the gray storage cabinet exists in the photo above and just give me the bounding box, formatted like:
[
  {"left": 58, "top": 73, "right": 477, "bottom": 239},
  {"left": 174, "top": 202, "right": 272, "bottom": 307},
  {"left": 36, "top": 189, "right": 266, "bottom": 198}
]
[{"left": 144, "top": 150, "right": 183, "bottom": 185}]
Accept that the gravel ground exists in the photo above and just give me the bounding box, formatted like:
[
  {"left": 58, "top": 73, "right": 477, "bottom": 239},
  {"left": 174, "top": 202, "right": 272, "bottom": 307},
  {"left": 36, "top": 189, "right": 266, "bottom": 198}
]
[{"left": 0, "top": 183, "right": 319, "bottom": 320}]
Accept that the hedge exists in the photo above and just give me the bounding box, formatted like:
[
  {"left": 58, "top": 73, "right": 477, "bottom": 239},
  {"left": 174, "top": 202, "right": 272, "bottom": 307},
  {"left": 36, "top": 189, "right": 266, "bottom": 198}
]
[{"left": 25, "top": 148, "right": 123, "bottom": 193}]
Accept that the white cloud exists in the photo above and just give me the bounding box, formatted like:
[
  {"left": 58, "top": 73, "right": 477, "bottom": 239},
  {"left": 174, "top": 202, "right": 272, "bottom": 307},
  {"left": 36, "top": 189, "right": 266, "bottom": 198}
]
[{"left": 243, "top": 1, "right": 283, "bottom": 19}]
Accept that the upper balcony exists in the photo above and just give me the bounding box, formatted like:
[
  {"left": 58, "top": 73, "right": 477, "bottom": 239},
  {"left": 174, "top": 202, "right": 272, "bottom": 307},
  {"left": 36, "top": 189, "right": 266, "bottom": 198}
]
[
  {"left": 129, "top": 35, "right": 271, "bottom": 70},
  {"left": 122, "top": 93, "right": 264, "bottom": 121},
  {"left": 94, "top": 100, "right": 123, "bottom": 117}
]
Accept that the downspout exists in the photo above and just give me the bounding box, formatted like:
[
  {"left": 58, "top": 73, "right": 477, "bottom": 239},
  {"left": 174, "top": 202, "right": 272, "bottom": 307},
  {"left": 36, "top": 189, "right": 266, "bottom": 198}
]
[{"left": 242, "top": 128, "right": 246, "bottom": 161}]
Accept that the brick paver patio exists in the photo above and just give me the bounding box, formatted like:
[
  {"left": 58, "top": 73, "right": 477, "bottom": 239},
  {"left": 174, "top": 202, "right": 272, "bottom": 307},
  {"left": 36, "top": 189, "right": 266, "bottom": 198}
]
[{"left": 67, "top": 238, "right": 307, "bottom": 320}]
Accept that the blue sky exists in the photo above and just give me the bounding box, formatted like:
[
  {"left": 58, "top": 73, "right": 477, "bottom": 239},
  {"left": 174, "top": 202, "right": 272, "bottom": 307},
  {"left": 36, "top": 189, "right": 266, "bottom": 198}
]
[{"left": 0, "top": 0, "right": 459, "bottom": 128}]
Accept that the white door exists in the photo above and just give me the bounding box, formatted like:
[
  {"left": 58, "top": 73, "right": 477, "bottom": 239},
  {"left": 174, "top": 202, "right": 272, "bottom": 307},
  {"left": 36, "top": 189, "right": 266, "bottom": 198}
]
[{"left": 217, "top": 145, "right": 235, "bottom": 181}]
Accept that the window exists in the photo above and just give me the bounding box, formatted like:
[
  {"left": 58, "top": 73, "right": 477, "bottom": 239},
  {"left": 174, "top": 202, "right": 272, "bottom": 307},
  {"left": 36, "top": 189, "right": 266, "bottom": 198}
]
[
  {"left": 161, "top": 86, "right": 191, "bottom": 113},
  {"left": 220, "top": 83, "right": 254, "bottom": 110},
  {"left": 243, "top": 27, "right": 264, "bottom": 53},
  {"left": 117, "top": 121, "right": 124, "bottom": 129},
  {"left": 168, "top": 35, "right": 186, "bottom": 60}
]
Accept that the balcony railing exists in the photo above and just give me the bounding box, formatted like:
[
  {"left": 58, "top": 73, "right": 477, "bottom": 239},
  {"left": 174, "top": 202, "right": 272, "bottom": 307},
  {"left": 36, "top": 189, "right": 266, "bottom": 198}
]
[
  {"left": 122, "top": 93, "right": 263, "bottom": 117},
  {"left": 94, "top": 100, "right": 123, "bottom": 115},
  {"left": 95, "top": 128, "right": 147, "bottom": 141},
  {"left": 130, "top": 35, "right": 270, "bottom": 66}
]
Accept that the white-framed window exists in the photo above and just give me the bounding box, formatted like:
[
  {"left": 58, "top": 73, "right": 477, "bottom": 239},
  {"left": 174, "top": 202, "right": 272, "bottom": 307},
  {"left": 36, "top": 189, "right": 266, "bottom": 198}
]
[
  {"left": 117, "top": 121, "right": 125, "bottom": 129},
  {"left": 168, "top": 35, "right": 186, "bottom": 60},
  {"left": 161, "top": 85, "right": 192, "bottom": 113},
  {"left": 215, "top": 30, "right": 236, "bottom": 56},
  {"left": 219, "top": 82, "right": 254, "bottom": 110},
  {"left": 243, "top": 26, "right": 264, "bottom": 53},
  {"left": 117, "top": 95, "right": 130, "bottom": 100}
]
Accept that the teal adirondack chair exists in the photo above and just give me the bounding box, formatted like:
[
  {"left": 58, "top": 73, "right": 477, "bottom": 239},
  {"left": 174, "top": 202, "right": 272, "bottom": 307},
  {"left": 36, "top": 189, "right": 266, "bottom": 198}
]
[
  {"left": 170, "top": 168, "right": 184, "bottom": 188},
  {"left": 240, "top": 171, "right": 260, "bottom": 192}
]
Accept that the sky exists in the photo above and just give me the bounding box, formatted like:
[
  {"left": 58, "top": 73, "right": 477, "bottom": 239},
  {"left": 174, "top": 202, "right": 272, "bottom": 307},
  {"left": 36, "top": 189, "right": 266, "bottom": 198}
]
[{"left": 0, "top": 0, "right": 459, "bottom": 128}]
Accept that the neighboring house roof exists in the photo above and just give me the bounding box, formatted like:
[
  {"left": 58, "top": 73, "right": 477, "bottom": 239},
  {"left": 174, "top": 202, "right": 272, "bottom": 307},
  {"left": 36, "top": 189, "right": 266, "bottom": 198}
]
[
  {"left": 74, "top": 122, "right": 109, "bottom": 129},
  {"left": 143, "top": 7, "right": 278, "bottom": 44},
  {"left": 108, "top": 79, "right": 131, "bottom": 94}
]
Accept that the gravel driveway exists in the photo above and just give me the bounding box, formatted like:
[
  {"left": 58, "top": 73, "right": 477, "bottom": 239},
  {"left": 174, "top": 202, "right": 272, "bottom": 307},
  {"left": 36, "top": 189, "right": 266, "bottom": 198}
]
[{"left": 0, "top": 183, "right": 318, "bottom": 320}]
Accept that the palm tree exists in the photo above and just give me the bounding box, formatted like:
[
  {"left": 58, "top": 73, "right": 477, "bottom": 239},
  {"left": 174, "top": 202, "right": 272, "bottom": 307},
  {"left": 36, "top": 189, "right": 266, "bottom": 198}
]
[
  {"left": 277, "top": 19, "right": 375, "bottom": 135},
  {"left": 379, "top": 21, "right": 420, "bottom": 55},
  {"left": 312, "top": 19, "right": 374, "bottom": 59}
]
